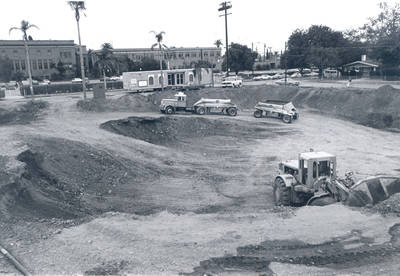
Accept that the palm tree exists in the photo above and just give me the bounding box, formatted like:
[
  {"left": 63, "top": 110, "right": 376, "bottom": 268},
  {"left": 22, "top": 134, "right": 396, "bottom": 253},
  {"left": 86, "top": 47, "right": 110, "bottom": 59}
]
[
  {"left": 150, "top": 31, "right": 168, "bottom": 91},
  {"left": 214, "top": 39, "right": 223, "bottom": 49},
  {"left": 9, "top": 20, "right": 38, "bottom": 97},
  {"left": 68, "top": 1, "right": 87, "bottom": 99},
  {"left": 96, "top": 43, "right": 114, "bottom": 90}
]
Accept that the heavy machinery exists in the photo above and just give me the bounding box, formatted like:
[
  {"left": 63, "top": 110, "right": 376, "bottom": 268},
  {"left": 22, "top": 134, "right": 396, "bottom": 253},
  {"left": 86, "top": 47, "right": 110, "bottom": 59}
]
[
  {"left": 160, "top": 92, "right": 238, "bottom": 116},
  {"left": 254, "top": 100, "right": 299, "bottom": 123},
  {"left": 273, "top": 151, "right": 400, "bottom": 207}
]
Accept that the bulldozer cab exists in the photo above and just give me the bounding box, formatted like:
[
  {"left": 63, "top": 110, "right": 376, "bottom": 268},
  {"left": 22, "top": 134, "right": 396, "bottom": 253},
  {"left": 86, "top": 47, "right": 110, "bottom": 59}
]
[
  {"left": 174, "top": 92, "right": 187, "bottom": 108},
  {"left": 298, "top": 151, "right": 336, "bottom": 188}
]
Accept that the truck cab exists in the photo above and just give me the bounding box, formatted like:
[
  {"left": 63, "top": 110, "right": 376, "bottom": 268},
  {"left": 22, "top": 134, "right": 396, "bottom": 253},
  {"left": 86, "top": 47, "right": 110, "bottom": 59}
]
[{"left": 160, "top": 92, "right": 188, "bottom": 114}]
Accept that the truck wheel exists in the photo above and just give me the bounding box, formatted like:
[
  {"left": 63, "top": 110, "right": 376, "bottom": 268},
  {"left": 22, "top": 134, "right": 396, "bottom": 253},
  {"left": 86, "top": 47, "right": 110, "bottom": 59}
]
[
  {"left": 197, "top": 107, "right": 206, "bottom": 115},
  {"left": 273, "top": 177, "right": 291, "bottom": 206},
  {"left": 227, "top": 107, "right": 237, "bottom": 116},
  {"left": 282, "top": 115, "right": 292, "bottom": 123},
  {"left": 254, "top": 110, "right": 262, "bottom": 118},
  {"left": 165, "top": 106, "right": 174, "bottom": 115}
]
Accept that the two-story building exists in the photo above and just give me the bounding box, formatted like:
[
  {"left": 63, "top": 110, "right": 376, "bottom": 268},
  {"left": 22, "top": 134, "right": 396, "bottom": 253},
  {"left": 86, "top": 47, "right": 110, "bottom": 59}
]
[
  {"left": 0, "top": 40, "right": 88, "bottom": 79},
  {"left": 91, "top": 47, "right": 222, "bottom": 71}
]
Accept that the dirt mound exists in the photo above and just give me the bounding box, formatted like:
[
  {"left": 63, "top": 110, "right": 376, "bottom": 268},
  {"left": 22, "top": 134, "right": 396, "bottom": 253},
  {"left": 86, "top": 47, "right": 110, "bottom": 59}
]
[
  {"left": 0, "top": 100, "right": 48, "bottom": 125},
  {"left": 77, "top": 94, "right": 158, "bottom": 112},
  {"left": 0, "top": 137, "right": 166, "bottom": 220},
  {"left": 372, "top": 193, "right": 400, "bottom": 214},
  {"left": 100, "top": 116, "right": 273, "bottom": 146},
  {"left": 147, "top": 84, "right": 400, "bottom": 130}
]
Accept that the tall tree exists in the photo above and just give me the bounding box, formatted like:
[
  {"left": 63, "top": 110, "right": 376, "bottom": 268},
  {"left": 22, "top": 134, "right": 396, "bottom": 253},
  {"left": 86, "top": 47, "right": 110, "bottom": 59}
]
[
  {"left": 150, "top": 31, "right": 168, "bottom": 91},
  {"left": 9, "top": 20, "right": 38, "bottom": 97},
  {"left": 221, "top": 43, "right": 257, "bottom": 74},
  {"left": 286, "top": 25, "right": 358, "bottom": 77},
  {"left": 68, "top": 1, "right": 87, "bottom": 99},
  {"left": 214, "top": 39, "right": 223, "bottom": 49},
  {"left": 359, "top": 2, "right": 400, "bottom": 75},
  {"left": 95, "top": 43, "right": 114, "bottom": 90}
]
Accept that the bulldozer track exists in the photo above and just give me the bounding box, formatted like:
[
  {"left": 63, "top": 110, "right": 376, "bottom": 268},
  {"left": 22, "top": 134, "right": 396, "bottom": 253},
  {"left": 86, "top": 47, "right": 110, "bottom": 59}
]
[{"left": 189, "top": 224, "right": 400, "bottom": 275}]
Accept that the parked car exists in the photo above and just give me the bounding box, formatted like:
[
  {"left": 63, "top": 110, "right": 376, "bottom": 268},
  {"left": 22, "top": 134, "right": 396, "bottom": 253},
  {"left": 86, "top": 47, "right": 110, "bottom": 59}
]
[
  {"left": 221, "top": 76, "right": 243, "bottom": 88},
  {"left": 22, "top": 79, "right": 39, "bottom": 85},
  {"left": 72, "top": 77, "right": 89, "bottom": 83},
  {"left": 39, "top": 79, "right": 51, "bottom": 85},
  {"left": 271, "top": 73, "right": 284, "bottom": 79},
  {"left": 253, "top": 75, "right": 273, "bottom": 81},
  {"left": 303, "top": 72, "right": 319, "bottom": 77},
  {"left": 109, "top": 76, "right": 122, "bottom": 81},
  {"left": 290, "top": 72, "right": 302, "bottom": 78},
  {"left": 275, "top": 78, "right": 300, "bottom": 86}
]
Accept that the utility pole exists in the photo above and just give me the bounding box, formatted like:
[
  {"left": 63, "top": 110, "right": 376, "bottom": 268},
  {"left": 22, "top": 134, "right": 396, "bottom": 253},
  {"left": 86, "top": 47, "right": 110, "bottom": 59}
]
[
  {"left": 284, "top": 42, "right": 288, "bottom": 86},
  {"left": 263, "top": 43, "right": 266, "bottom": 62},
  {"left": 218, "top": 1, "right": 232, "bottom": 76}
]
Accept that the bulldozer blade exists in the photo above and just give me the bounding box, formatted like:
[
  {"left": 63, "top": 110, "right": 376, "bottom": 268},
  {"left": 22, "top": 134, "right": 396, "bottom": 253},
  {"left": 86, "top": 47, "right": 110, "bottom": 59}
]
[{"left": 345, "top": 176, "right": 400, "bottom": 207}]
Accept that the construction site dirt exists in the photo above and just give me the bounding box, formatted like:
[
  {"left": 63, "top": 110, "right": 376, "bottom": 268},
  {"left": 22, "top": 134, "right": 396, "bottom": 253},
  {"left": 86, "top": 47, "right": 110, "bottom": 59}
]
[{"left": 1, "top": 85, "right": 400, "bottom": 275}]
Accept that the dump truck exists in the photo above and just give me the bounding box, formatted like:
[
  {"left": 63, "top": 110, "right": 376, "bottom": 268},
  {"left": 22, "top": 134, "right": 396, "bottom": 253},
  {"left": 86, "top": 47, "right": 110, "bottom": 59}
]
[
  {"left": 160, "top": 92, "right": 238, "bottom": 116},
  {"left": 254, "top": 100, "right": 299, "bottom": 123},
  {"left": 273, "top": 151, "right": 400, "bottom": 207}
]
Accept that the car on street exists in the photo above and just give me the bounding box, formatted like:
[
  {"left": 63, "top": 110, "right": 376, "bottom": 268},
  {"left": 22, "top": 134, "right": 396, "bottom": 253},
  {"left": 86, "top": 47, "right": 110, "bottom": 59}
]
[
  {"left": 253, "top": 75, "right": 273, "bottom": 81},
  {"left": 221, "top": 76, "right": 243, "bottom": 88},
  {"left": 39, "top": 79, "right": 51, "bottom": 85},
  {"left": 275, "top": 78, "right": 300, "bottom": 86}
]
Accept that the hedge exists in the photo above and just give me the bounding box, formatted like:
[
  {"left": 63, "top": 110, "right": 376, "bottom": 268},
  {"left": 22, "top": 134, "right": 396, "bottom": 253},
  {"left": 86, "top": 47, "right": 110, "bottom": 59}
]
[{"left": 20, "top": 81, "right": 123, "bottom": 96}]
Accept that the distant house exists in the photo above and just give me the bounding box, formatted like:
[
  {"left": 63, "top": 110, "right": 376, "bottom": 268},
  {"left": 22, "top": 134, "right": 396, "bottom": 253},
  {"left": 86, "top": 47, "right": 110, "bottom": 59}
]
[{"left": 343, "top": 55, "right": 379, "bottom": 78}]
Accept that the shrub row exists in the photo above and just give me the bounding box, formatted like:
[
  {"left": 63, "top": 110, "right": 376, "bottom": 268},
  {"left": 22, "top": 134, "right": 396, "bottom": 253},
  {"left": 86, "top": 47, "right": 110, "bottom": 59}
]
[{"left": 20, "top": 81, "right": 123, "bottom": 96}]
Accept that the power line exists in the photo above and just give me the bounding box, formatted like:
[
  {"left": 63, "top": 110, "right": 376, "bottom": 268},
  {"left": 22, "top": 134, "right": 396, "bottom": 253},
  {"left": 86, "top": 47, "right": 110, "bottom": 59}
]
[{"left": 218, "top": 1, "right": 232, "bottom": 76}]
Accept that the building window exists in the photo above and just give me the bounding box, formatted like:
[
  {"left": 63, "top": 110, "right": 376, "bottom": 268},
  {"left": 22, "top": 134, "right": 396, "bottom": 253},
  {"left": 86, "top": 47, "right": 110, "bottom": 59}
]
[
  {"left": 15, "top": 60, "right": 20, "bottom": 70},
  {"left": 159, "top": 75, "right": 163, "bottom": 85},
  {"left": 189, "top": 74, "right": 194, "bottom": 82},
  {"left": 191, "top": 53, "right": 196, "bottom": 57},
  {"left": 21, "top": 60, "right": 26, "bottom": 70},
  {"left": 148, "top": 75, "right": 154, "bottom": 85},
  {"left": 204, "top": 52, "right": 208, "bottom": 57},
  {"left": 49, "top": 59, "right": 54, "bottom": 68},
  {"left": 168, "top": 74, "right": 173, "bottom": 85},
  {"left": 210, "top": 52, "right": 215, "bottom": 57},
  {"left": 38, "top": 59, "right": 43, "bottom": 70},
  {"left": 185, "top": 53, "right": 190, "bottom": 57},
  {"left": 44, "top": 60, "right": 48, "bottom": 69},
  {"left": 31, "top": 60, "right": 37, "bottom": 70},
  {"left": 176, "top": 73, "right": 184, "bottom": 84},
  {"left": 178, "top": 53, "right": 183, "bottom": 58}
]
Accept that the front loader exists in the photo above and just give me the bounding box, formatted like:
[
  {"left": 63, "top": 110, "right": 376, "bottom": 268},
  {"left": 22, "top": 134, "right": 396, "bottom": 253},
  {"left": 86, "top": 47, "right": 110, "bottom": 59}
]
[{"left": 273, "top": 151, "right": 400, "bottom": 207}]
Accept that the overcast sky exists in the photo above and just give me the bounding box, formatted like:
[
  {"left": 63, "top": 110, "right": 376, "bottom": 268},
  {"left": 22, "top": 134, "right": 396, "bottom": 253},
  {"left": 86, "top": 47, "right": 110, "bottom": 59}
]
[{"left": 1, "top": 0, "right": 398, "bottom": 53}]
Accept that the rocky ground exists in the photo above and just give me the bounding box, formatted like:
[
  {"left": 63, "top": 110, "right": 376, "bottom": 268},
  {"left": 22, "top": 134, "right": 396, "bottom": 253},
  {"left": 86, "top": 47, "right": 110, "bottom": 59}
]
[{"left": 0, "top": 85, "right": 400, "bottom": 275}]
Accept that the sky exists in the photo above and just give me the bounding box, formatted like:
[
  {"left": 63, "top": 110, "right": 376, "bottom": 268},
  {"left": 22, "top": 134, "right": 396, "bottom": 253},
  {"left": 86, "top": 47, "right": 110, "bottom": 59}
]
[{"left": 1, "top": 0, "right": 399, "bottom": 54}]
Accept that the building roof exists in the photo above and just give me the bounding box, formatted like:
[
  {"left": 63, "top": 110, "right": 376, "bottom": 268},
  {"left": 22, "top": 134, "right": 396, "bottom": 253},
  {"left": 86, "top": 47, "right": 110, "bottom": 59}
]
[
  {"left": 344, "top": 60, "right": 379, "bottom": 68},
  {"left": 92, "top": 47, "right": 220, "bottom": 54},
  {"left": 0, "top": 40, "right": 75, "bottom": 47}
]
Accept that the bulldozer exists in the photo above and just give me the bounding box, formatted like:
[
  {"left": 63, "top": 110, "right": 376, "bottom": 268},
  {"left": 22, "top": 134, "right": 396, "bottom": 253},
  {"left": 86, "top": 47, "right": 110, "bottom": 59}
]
[{"left": 273, "top": 151, "right": 400, "bottom": 207}]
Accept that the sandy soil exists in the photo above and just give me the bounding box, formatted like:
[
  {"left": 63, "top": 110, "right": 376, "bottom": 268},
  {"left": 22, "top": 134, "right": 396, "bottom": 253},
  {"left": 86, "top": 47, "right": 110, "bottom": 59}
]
[{"left": 0, "top": 91, "right": 400, "bottom": 275}]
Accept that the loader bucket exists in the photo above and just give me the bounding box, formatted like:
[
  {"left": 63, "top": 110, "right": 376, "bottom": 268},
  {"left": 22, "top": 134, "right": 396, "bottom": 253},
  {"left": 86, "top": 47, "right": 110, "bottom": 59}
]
[{"left": 345, "top": 176, "right": 400, "bottom": 207}]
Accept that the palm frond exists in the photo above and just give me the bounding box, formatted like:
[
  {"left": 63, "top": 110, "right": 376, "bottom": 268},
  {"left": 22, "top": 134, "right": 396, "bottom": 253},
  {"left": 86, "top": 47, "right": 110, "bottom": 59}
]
[
  {"left": 9, "top": 27, "right": 20, "bottom": 35},
  {"left": 27, "top": 24, "right": 39, "bottom": 30}
]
